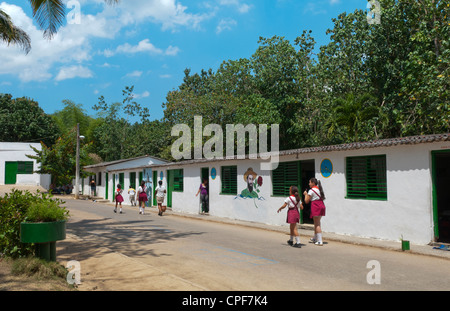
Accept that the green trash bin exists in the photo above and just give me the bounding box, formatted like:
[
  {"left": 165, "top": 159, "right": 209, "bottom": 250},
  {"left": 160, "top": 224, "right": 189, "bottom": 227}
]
[{"left": 20, "top": 221, "right": 66, "bottom": 261}]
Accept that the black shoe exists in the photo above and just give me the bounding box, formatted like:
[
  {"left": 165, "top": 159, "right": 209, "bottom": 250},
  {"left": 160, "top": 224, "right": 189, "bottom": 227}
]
[
  {"left": 287, "top": 240, "right": 293, "bottom": 246},
  {"left": 114, "top": 209, "right": 117, "bottom": 213},
  {"left": 292, "top": 243, "right": 302, "bottom": 248}
]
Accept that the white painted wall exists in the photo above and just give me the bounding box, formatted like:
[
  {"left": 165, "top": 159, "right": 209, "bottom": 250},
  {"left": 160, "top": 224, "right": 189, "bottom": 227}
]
[
  {"left": 154, "top": 141, "right": 450, "bottom": 245},
  {"left": 0, "top": 142, "right": 50, "bottom": 187}
]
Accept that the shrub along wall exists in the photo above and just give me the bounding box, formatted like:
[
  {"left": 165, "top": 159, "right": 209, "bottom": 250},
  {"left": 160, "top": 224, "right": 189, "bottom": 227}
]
[{"left": 0, "top": 190, "right": 68, "bottom": 258}]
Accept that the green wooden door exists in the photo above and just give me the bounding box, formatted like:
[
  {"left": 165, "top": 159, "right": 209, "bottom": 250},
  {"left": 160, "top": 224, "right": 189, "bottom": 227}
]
[
  {"left": 5, "top": 162, "right": 17, "bottom": 185},
  {"left": 432, "top": 150, "right": 450, "bottom": 242},
  {"left": 105, "top": 173, "right": 109, "bottom": 200},
  {"left": 112, "top": 174, "right": 116, "bottom": 202},
  {"left": 167, "top": 170, "right": 173, "bottom": 207}
]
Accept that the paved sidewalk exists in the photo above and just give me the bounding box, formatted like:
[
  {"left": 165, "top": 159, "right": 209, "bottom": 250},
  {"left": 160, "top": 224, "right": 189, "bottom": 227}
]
[
  {"left": 2, "top": 185, "right": 449, "bottom": 291},
  {"left": 89, "top": 196, "right": 450, "bottom": 261},
  {"left": 2, "top": 185, "right": 449, "bottom": 261}
]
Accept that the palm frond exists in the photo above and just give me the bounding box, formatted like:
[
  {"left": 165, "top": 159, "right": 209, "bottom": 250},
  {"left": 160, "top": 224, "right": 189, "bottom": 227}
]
[
  {"left": 0, "top": 9, "right": 31, "bottom": 54},
  {"left": 29, "top": 0, "right": 65, "bottom": 39}
]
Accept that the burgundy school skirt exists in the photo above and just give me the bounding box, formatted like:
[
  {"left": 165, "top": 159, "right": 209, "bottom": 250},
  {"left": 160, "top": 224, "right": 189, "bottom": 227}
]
[
  {"left": 138, "top": 192, "right": 148, "bottom": 202},
  {"left": 286, "top": 208, "right": 300, "bottom": 224},
  {"left": 310, "top": 200, "right": 326, "bottom": 218},
  {"left": 115, "top": 194, "right": 124, "bottom": 203}
]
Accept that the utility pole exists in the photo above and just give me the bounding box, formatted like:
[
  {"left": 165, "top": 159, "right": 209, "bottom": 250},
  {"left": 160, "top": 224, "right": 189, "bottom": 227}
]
[{"left": 75, "top": 123, "right": 80, "bottom": 199}]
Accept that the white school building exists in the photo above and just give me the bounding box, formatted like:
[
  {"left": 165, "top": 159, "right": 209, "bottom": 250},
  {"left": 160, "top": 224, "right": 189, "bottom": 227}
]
[
  {"left": 81, "top": 133, "right": 450, "bottom": 246},
  {"left": 0, "top": 142, "right": 51, "bottom": 188}
]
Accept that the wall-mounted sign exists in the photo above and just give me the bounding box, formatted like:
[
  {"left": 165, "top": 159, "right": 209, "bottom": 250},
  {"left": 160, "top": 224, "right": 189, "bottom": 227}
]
[
  {"left": 211, "top": 167, "right": 217, "bottom": 180},
  {"left": 320, "top": 159, "right": 333, "bottom": 178}
]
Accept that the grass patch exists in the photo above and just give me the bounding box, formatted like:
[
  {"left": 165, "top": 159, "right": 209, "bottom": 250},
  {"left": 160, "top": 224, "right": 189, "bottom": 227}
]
[{"left": 11, "top": 257, "right": 68, "bottom": 280}]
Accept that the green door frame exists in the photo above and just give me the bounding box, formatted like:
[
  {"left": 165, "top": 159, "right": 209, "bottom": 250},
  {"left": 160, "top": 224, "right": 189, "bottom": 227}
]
[
  {"left": 431, "top": 150, "right": 450, "bottom": 241},
  {"left": 112, "top": 174, "right": 116, "bottom": 202},
  {"left": 153, "top": 170, "right": 157, "bottom": 206},
  {"left": 167, "top": 170, "right": 173, "bottom": 207},
  {"left": 105, "top": 172, "right": 109, "bottom": 200}
]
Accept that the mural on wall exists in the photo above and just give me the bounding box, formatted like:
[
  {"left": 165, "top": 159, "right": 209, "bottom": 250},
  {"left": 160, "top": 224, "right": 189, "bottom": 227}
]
[
  {"left": 143, "top": 168, "right": 152, "bottom": 207},
  {"left": 236, "top": 167, "right": 265, "bottom": 208}
]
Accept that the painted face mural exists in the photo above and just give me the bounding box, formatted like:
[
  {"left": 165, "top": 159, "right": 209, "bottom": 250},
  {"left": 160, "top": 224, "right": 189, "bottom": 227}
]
[{"left": 237, "top": 167, "right": 265, "bottom": 208}]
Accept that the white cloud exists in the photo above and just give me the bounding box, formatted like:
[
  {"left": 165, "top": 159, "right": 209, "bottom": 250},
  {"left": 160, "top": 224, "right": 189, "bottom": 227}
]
[
  {"left": 165, "top": 45, "right": 181, "bottom": 56},
  {"left": 109, "top": 39, "right": 180, "bottom": 56},
  {"left": 0, "top": 3, "right": 117, "bottom": 82},
  {"left": 133, "top": 91, "right": 150, "bottom": 99},
  {"left": 55, "top": 65, "right": 93, "bottom": 81},
  {"left": 0, "top": 0, "right": 220, "bottom": 83},
  {"left": 219, "top": 0, "right": 252, "bottom": 13},
  {"left": 125, "top": 70, "right": 143, "bottom": 78},
  {"left": 114, "top": 0, "right": 214, "bottom": 32},
  {"left": 216, "top": 18, "right": 237, "bottom": 34}
]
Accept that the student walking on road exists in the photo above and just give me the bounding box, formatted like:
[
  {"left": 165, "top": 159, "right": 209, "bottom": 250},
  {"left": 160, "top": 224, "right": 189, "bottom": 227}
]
[
  {"left": 155, "top": 180, "right": 166, "bottom": 216},
  {"left": 138, "top": 181, "right": 148, "bottom": 215},
  {"left": 303, "top": 178, "right": 326, "bottom": 246},
  {"left": 278, "top": 186, "right": 303, "bottom": 248},
  {"left": 114, "top": 184, "right": 124, "bottom": 214}
]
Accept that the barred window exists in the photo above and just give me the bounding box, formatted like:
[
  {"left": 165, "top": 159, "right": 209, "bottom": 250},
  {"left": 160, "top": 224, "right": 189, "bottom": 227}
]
[
  {"left": 346, "top": 155, "right": 387, "bottom": 200},
  {"left": 221, "top": 166, "right": 237, "bottom": 195}
]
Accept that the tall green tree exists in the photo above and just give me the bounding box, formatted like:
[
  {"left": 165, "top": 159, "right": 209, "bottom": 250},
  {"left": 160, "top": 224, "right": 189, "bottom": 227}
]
[
  {"left": 0, "top": 93, "right": 60, "bottom": 146},
  {"left": 92, "top": 86, "right": 153, "bottom": 162},
  {"left": 51, "top": 99, "right": 94, "bottom": 141},
  {"left": 27, "top": 127, "right": 92, "bottom": 185}
]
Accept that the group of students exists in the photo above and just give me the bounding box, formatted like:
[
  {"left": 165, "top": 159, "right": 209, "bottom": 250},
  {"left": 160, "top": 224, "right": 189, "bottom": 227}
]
[
  {"left": 278, "top": 178, "right": 326, "bottom": 248},
  {"left": 114, "top": 180, "right": 167, "bottom": 216},
  {"left": 113, "top": 177, "right": 326, "bottom": 248}
]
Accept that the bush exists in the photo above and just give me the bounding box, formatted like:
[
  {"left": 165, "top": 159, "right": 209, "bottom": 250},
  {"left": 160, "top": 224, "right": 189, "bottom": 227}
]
[
  {"left": 0, "top": 190, "right": 68, "bottom": 258},
  {"left": 26, "top": 201, "right": 69, "bottom": 223}
]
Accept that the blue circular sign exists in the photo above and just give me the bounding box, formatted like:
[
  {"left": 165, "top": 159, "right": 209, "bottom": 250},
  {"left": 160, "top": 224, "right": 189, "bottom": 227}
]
[
  {"left": 160, "top": 171, "right": 164, "bottom": 180},
  {"left": 211, "top": 168, "right": 217, "bottom": 180},
  {"left": 320, "top": 159, "right": 333, "bottom": 178}
]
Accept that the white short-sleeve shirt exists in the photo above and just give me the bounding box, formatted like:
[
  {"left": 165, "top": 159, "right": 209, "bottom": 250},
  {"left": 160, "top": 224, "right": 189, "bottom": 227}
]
[
  {"left": 284, "top": 196, "right": 300, "bottom": 208},
  {"left": 156, "top": 185, "right": 166, "bottom": 197},
  {"left": 308, "top": 187, "right": 321, "bottom": 201}
]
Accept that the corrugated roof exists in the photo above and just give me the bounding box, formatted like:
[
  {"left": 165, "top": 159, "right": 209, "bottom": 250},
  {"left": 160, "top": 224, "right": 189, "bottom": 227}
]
[
  {"left": 280, "top": 133, "right": 450, "bottom": 156},
  {"left": 145, "top": 133, "right": 450, "bottom": 168},
  {"left": 83, "top": 155, "right": 168, "bottom": 169}
]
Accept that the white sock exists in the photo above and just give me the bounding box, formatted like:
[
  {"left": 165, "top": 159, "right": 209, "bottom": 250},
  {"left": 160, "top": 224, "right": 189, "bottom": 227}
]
[
  {"left": 295, "top": 236, "right": 301, "bottom": 244},
  {"left": 317, "top": 233, "right": 322, "bottom": 243},
  {"left": 289, "top": 236, "right": 294, "bottom": 242},
  {"left": 120, "top": 207, "right": 122, "bottom": 212}
]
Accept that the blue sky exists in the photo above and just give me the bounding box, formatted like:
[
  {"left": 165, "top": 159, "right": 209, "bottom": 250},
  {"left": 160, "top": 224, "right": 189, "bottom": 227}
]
[{"left": 0, "top": 0, "right": 369, "bottom": 121}]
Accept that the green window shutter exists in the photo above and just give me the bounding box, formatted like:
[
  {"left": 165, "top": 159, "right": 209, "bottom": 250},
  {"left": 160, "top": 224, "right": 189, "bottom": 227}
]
[
  {"left": 119, "top": 173, "right": 124, "bottom": 187},
  {"left": 221, "top": 166, "right": 237, "bottom": 194},
  {"left": 17, "top": 161, "right": 33, "bottom": 174},
  {"left": 173, "top": 169, "right": 184, "bottom": 192},
  {"left": 272, "top": 161, "right": 300, "bottom": 196},
  {"left": 346, "top": 155, "right": 387, "bottom": 200},
  {"left": 129, "top": 172, "right": 136, "bottom": 189}
]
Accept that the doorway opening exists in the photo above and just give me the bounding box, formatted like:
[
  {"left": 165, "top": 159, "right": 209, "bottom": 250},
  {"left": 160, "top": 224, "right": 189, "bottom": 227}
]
[
  {"left": 199, "top": 167, "right": 209, "bottom": 214},
  {"left": 300, "top": 160, "right": 315, "bottom": 224},
  {"left": 432, "top": 151, "right": 450, "bottom": 243}
]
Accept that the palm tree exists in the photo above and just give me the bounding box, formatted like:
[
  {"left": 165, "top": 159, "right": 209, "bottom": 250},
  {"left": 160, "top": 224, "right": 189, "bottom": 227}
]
[
  {"left": 1, "top": 0, "right": 119, "bottom": 53},
  {"left": 330, "top": 93, "right": 383, "bottom": 142},
  {"left": 0, "top": 9, "right": 31, "bottom": 53}
]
